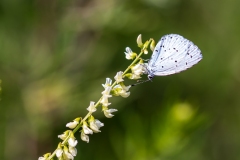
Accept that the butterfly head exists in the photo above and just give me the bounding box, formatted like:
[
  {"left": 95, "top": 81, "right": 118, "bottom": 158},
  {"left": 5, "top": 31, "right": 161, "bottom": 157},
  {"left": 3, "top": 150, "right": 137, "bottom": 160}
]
[{"left": 147, "top": 74, "right": 154, "bottom": 81}]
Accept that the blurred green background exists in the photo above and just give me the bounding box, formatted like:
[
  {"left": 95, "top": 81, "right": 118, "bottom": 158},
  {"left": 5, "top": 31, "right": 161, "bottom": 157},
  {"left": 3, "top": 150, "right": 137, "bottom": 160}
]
[{"left": 1, "top": 0, "right": 240, "bottom": 159}]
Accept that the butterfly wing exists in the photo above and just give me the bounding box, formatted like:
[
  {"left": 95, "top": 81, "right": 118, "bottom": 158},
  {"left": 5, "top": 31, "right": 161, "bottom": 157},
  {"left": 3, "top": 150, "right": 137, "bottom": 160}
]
[{"left": 147, "top": 34, "right": 202, "bottom": 76}]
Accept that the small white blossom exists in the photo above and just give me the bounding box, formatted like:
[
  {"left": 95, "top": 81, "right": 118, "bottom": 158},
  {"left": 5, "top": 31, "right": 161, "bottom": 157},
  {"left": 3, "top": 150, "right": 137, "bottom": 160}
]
[
  {"left": 66, "top": 118, "right": 80, "bottom": 129},
  {"left": 102, "top": 78, "right": 112, "bottom": 88},
  {"left": 87, "top": 101, "right": 96, "bottom": 112},
  {"left": 131, "top": 64, "right": 145, "bottom": 75},
  {"left": 114, "top": 71, "right": 124, "bottom": 83},
  {"left": 130, "top": 73, "right": 141, "bottom": 79},
  {"left": 120, "top": 91, "right": 130, "bottom": 98},
  {"left": 101, "top": 86, "right": 112, "bottom": 96},
  {"left": 89, "top": 121, "right": 100, "bottom": 133},
  {"left": 63, "top": 146, "right": 74, "bottom": 160},
  {"left": 113, "top": 84, "right": 130, "bottom": 98},
  {"left": 128, "top": 63, "right": 147, "bottom": 79},
  {"left": 100, "top": 95, "right": 111, "bottom": 106},
  {"left": 66, "top": 121, "right": 78, "bottom": 129},
  {"left": 124, "top": 47, "right": 137, "bottom": 60},
  {"left": 81, "top": 131, "right": 89, "bottom": 143},
  {"left": 69, "top": 146, "right": 77, "bottom": 157},
  {"left": 103, "top": 108, "right": 118, "bottom": 118},
  {"left": 39, "top": 153, "right": 51, "bottom": 160},
  {"left": 68, "top": 137, "right": 78, "bottom": 147},
  {"left": 95, "top": 119, "right": 104, "bottom": 128},
  {"left": 56, "top": 148, "right": 63, "bottom": 158},
  {"left": 89, "top": 119, "right": 104, "bottom": 133},
  {"left": 121, "top": 83, "right": 131, "bottom": 91},
  {"left": 58, "top": 134, "right": 66, "bottom": 140},
  {"left": 58, "top": 131, "right": 69, "bottom": 140},
  {"left": 82, "top": 122, "right": 93, "bottom": 134},
  {"left": 101, "top": 85, "right": 112, "bottom": 106}
]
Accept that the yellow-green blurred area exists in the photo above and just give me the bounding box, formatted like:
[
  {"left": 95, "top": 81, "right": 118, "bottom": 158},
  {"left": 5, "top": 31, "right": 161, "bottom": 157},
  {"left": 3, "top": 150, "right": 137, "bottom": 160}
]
[{"left": 1, "top": 0, "right": 240, "bottom": 159}]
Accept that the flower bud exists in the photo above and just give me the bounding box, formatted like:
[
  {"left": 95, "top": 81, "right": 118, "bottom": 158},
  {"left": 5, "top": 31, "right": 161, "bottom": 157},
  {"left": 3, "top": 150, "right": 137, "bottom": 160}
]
[
  {"left": 150, "top": 39, "right": 156, "bottom": 51},
  {"left": 137, "top": 34, "right": 143, "bottom": 48}
]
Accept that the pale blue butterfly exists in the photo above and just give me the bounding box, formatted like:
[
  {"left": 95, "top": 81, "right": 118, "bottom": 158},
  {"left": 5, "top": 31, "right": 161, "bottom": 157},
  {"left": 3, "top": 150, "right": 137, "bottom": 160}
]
[
  {"left": 146, "top": 34, "right": 202, "bottom": 80},
  {"left": 132, "top": 34, "right": 202, "bottom": 86}
]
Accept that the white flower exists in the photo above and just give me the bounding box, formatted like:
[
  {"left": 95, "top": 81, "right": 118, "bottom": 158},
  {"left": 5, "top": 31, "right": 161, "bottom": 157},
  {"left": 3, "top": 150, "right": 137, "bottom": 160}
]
[
  {"left": 128, "top": 64, "right": 147, "bottom": 79},
  {"left": 66, "top": 118, "right": 80, "bottom": 129},
  {"left": 69, "top": 146, "right": 77, "bottom": 157},
  {"left": 66, "top": 121, "right": 78, "bottom": 129},
  {"left": 103, "top": 108, "right": 118, "bottom": 118},
  {"left": 81, "top": 131, "right": 89, "bottom": 143},
  {"left": 130, "top": 73, "right": 141, "bottom": 79},
  {"left": 113, "top": 84, "right": 130, "bottom": 98},
  {"left": 39, "top": 153, "right": 51, "bottom": 160},
  {"left": 82, "top": 122, "right": 93, "bottom": 134},
  {"left": 87, "top": 101, "right": 96, "bottom": 112},
  {"left": 58, "top": 134, "right": 66, "bottom": 140},
  {"left": 63, "top": 146, "right": 74, "bottom": 160},
  {"left": 68, "top": 137, "right": 78, "bottom": 147},
  {"left": 131, "top": 64, "right": 145, "bottom": 75},
  {"left": 102, "top": 78, "right": 112, "bottom": 88},
  {"left": 114, "top": 71, "right": 124, "bottom": 83},
  {"left": 95, "top": 119, "right": 104, "bottom": 128},
  {"left": 121, "top": 83, "right": 131, "bottom": 91},
  {"left": 120, "top": 91, "right": 130, "bottom": 98},
  {"left": 89, "top": 121, "right": 100, "bottom": 133},
  {"left": 113, "top": 84, "right": 123, "bottom": 95},
  {"left": 100, "top": 95, "right": 111, "bottom": 106},
  {"left": 89, "top": 119, "right": 104, "bottom": 133},
  {"left": 56, "top": 148, "right": 63, "bottom": 158},
  {"left": 101, "top": 85, "right": 112, "bottom": 106},
  {"left": 101, "top": 86, "right": 112, "bottom": 96},
  {"left": 124, "top": 47, "right": 137, "bottom": 60},
  {"left": 58, "top": 131, "right": 69, "bottom": 140}
]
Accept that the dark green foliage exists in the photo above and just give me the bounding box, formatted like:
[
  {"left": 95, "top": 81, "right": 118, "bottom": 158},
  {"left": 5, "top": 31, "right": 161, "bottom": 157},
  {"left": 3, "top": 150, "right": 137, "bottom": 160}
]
[{"left": 1, "top": 0, "right": 240, "bottom": 159}]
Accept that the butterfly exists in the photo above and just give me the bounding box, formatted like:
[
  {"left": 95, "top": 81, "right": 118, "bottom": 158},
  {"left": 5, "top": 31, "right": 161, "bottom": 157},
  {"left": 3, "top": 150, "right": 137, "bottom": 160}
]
[{"left": 146, "top": 34, "right": 202, "bottom": 80}]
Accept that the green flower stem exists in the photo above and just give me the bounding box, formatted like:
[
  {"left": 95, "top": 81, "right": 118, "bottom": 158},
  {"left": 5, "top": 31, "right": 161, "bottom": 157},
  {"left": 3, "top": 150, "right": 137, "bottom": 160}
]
[
  {"left": 48, "top": 151, "right": 56, "bottom": 159},
  {"left": 123, "top": 50, "right": 144, "bottom": 75},
  {"left": 47, "top": 39, "right": 151, "bottom": 160}
]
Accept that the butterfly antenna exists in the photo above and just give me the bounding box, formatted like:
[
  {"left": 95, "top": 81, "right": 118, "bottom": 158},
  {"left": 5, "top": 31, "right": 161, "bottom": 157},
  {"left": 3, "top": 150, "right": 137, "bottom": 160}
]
[{"left": 131, "top": 79, "right": 151, "bottom": 86}]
